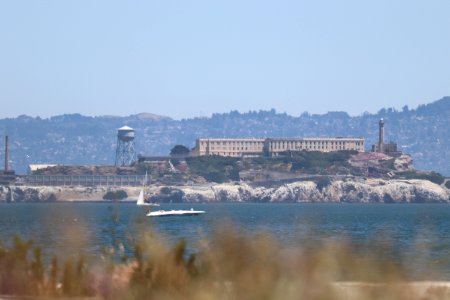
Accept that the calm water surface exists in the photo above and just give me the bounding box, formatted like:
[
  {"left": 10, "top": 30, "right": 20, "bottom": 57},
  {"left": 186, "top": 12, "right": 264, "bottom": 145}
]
[{"left": 1, "top": 202, "right": 450, "bottom": 278}]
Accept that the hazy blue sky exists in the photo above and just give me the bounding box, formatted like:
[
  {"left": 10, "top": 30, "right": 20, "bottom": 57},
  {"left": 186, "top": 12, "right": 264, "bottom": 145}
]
[{"left": 0, "top": 0, "right": 449, "bottom": 119}]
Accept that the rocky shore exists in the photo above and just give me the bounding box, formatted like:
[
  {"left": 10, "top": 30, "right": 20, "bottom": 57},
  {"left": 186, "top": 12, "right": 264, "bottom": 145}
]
[{"left": 1, "top": 178, "right": 449, "bottom": 203}]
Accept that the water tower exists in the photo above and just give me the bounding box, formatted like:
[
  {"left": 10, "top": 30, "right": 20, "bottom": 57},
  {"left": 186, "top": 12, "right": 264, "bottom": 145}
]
[{"left": 115, "top": 126, "right": 136, "bottom": 166}]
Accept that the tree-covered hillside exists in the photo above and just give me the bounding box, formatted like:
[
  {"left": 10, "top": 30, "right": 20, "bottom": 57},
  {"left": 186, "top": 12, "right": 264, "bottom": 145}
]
[{"left": 0, "top": 97, "right": 449, "bottom": 175}]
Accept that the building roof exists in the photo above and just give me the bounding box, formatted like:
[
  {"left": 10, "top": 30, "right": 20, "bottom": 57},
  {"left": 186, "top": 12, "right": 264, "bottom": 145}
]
[
  {"left": 196, "top": 138, "right": 266, "bottom": 141},
  {"left": 266, "top": 137, "right": 365, "bottom": 141},
  {"left": 28, "top": 164, "right": 58, "bottom": 172},
  {"left": 196, "top": 137, "right": 364, "bottom": 141},
  {"left": 118, "top": 125, "right": 134, "bottom": 131}
]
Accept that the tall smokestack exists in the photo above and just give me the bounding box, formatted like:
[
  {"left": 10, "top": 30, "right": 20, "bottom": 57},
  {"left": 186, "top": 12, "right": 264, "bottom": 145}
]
[
  {"left": 5, "top": 136, "right": 9, "bottom": 171},
  {"left": 378, "top": 119, "right": 384, "bottom": 153}
]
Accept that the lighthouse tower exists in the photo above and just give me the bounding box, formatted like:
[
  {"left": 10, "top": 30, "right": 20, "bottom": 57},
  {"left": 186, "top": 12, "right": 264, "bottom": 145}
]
[{"left": 378, "top": 119, "right": 385, "bottom": 153}]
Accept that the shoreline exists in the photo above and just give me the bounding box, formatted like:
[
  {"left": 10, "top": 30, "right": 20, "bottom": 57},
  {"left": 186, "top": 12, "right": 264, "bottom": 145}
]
[
  {"left": 1, "top": 201, "right": 450, "bottom": 205},
  {"left": 1, "top": 177, "right": 449, "bottom": 203}
]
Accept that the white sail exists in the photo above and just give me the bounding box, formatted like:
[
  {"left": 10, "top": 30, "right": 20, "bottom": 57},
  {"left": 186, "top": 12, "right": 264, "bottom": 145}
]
[
  {"left": 137, "top": 172, "right": 160, "bottom": 206},
  {"left": 137, "top": 188, "right": 145, "bottom": 206}
]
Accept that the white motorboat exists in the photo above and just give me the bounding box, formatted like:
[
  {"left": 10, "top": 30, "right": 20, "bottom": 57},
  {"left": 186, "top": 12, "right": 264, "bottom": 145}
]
[{"left": 147, "top": 208, "right": 205, "bottom": 217}]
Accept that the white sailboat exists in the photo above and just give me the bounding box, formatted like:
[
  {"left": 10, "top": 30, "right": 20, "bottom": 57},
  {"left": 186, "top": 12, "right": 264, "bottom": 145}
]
[
  {"left": 136, "top": 188, "right": 146, "bottom": 205},
  {"left": 137, "top": 172, "right": 159, "bottom": 207},
  {"left": 8, "top": 187, "right": 14, "bottom": 202}
]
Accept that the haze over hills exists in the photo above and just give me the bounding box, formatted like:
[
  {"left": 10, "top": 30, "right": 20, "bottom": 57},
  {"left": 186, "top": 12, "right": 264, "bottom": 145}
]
[{"left": 0, "top": 97, "right": 448, "bottom": 175}]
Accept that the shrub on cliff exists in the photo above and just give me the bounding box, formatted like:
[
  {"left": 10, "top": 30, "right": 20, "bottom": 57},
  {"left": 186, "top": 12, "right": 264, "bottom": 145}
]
[
  {"left": 262, "top": 150, "right": 356, "bottom": 174},
  {"left": 397, "top": 171, "right": 445, "bottom": 185},
  {"left": 170, "top": 145, "right": 190, "bottom": 157},
  {"left": 314, "top": 176, "right": 332, "bottom": 192},
  {"left": 154, "top": 187, "right": 184, "bottom": 202},
  {"left": 186, "top": 156, "right": 240, "bottom": 183},
  {"left": 204, "top": 171, "right": 227, "bottom": 183},
  {"left": 103, "top": 190, "right": 128, "bottom": 201}
]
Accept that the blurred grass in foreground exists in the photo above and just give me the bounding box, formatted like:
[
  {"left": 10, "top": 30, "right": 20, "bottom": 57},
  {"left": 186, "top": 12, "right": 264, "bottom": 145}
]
[{"left": 0, "top": 225, "right": 450, "bottom": 300}]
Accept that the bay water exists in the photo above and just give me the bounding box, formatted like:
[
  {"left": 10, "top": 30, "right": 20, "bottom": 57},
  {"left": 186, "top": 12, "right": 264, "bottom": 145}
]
[{"left": 1, "top": 202, "right": 450, "bottom": 279}]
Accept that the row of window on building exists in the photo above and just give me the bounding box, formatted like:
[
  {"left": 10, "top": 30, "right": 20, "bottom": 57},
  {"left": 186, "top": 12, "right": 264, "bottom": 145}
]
[
  {"left": 200, "top": 140, "right": 263, "bottom": 146},
  {"left": 192, "top": 137, "right": 365, "bottom": 157}
]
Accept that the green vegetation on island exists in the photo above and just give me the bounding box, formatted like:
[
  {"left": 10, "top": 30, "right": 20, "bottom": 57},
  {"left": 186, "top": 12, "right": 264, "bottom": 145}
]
[
  {"left": 102, "top": 190, "right": 128, "bottom": 201},
  {"left": 186, "top": 155, "right": 240, "bottom": 183},
  {"left": 246, "top": 150, "right": 359, "bottom": 174},
  {"left": 170, "top": 144, "right": 190, "bottom": 157},
  {"left": 30, "top": 149, "right": 448, "bottom": 189},
  {"left": 395, "top": 171, "right": 446, "bottom": 185}
]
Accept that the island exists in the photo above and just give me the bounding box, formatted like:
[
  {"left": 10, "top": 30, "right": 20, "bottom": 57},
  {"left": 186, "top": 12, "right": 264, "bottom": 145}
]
[{"left": 1, "top": 119, "right": 448, "bottom": 203}]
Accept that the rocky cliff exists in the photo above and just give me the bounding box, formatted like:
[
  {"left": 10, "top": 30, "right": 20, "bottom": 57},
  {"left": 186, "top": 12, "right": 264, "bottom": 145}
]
[
  {"left": 147, "top": 179, "right": 449, "bottom": 203},
  {"left": 1, "top": 178, "right": 448, "bottom": 203},
  {"left": 0, "top": 186, "right": 140, "bottom": 202}
]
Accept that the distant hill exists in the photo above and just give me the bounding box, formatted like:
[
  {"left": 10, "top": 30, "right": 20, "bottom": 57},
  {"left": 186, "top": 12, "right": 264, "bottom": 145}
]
[{"left": 0, "top": 97, "right": 449, "bottom": 175}]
